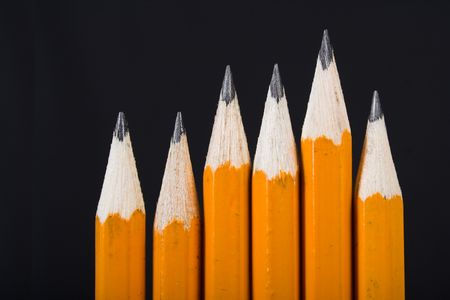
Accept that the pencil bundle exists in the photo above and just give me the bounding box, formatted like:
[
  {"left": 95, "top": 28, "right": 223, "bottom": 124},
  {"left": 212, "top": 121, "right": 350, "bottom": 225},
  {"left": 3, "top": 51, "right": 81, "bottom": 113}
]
[{"left": 95, "top": 30, "right": 404, "bottom": 300}]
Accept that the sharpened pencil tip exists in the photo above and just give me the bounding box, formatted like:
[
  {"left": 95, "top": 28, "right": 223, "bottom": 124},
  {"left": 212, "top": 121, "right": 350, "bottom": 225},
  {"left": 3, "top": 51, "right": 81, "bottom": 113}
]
[
  {"left": 172, "top": 112, "right": 185, "bottom": 143},
  {"left": 319, "top": 29, "right": 334, "bottom": 70},
  {"left": 369, "top": 90, "right": 383, "bottom": 122},
  {"left": 269, "top": 63, "right": 284, "bottom": 100},
  {"left": 220, "top": 65, "right": 236, "bottom": 104},
  {"left": 114, "top": 112, "right": 128, "bottom": 141}
]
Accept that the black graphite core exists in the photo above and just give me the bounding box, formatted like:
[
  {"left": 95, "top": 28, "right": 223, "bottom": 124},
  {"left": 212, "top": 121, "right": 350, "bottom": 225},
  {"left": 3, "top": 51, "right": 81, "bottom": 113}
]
[
  {"left": 114, "top": 112, "right": 129, "bottom": 141},
  {"left": 319, "top": 29, "right": 334, "bottom": 70},
  {"left": 269, "top": 63, "right": 284, "bottom": 101},
  {"left": 369, "top": 90, "right": 384, "bottom": 122},
  {"left": 172, "top": 111, "right": 185, "bottom": 143},
  {"left": 220, "top": 65, "right": 236, "bottom": 104}
]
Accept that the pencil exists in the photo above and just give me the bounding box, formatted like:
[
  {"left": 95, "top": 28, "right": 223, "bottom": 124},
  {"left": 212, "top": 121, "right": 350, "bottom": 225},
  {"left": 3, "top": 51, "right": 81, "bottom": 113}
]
[
  {"left": 355, "top": 91, "right": 404, "bottom": 300},
  {"left": 95, "top": 112, "right": 146, "bottom": 300},
  {"left": 153, "top": 112, "right": 201, "bottom": 299},
  {"left": 204, "top": 65, "right": 251, "bottom": 299},
  {"left": 252, "top": 64, "right": 300, "bottom": 299},
  {"left": 301, "top": 30, "right": 352, "bottom": 300}
]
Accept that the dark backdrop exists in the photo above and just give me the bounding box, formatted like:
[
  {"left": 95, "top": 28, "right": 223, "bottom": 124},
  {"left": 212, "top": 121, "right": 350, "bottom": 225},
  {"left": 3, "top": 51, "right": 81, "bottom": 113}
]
[{"left": 3, "top": 1, "right": 450, "bottom": 299}]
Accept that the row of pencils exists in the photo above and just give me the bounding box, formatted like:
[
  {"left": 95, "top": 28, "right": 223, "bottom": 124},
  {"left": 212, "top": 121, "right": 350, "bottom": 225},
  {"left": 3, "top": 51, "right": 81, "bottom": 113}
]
[{"left": 95, "top": 30, "right": 404, "bottom": 300}]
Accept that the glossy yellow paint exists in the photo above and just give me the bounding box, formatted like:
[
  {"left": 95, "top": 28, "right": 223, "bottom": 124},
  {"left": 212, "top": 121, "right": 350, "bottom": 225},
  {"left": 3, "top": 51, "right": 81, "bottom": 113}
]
[
  {"left": 301, "top": 130, "right": 352, "bottom": 300},
  {"left": 153, "top": 218, "right": 201, "bottom": 299},
  {"left": 204, "top": 163, "right": 250, "bottom": 299},
  {"left": 252, "top": 170, "right": 300, "bottom": 299},
  {"left": 95, "top": 210, "right": 145, "bottom": 300},
  {"left": 355, "top": 193, "right": 404, "bottom": 300}
]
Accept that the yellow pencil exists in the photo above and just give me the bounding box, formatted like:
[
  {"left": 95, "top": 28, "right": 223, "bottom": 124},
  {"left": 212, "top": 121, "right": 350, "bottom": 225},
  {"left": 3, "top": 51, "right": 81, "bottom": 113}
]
[
  {"left": 153, "top": 112, "right": 201, "bottom": 299},
  {"left": 355, "top": 91, "right": 405, "bottom": 300},
  {"left": 301, "top": 30, "right": 352, "bottom": 300},
  {"left": 204, "top": 65, "right": 250, "bottom": 299},
  {"left": 252, "top": 64, "right": 300, "bottom": 299},
  {"left": 95, "top": 112, "right": 146, "bottom": 300}
]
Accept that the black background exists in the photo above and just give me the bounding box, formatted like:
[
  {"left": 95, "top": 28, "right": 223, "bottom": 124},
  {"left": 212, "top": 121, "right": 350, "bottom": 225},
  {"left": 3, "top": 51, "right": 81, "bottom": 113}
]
[{"left": 3, "top": 1, "right": 450, "bottom": 299}]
